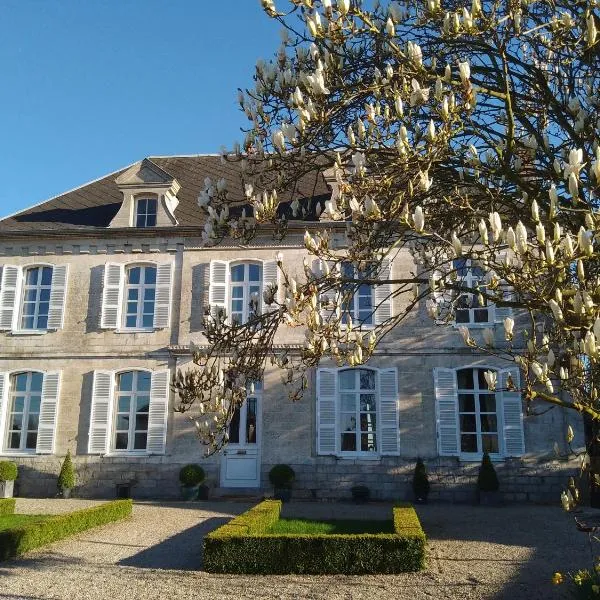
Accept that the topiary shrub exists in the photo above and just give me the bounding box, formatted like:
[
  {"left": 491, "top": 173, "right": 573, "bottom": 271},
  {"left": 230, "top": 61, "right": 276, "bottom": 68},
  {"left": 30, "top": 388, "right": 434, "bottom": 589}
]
[
  {"left": 412, "top": 458, "right": 430, "bottom": 502},
  {"left": 57, "top": 451, "right": 75, "bottom": 492},
  {"left": 0, "top": 462, "right": 17, "bottom": 482},
  {"left": 351, "top": 485, "right": 370, "bottom": 503},
  {"left": 477, "top": 452, "right": 499, "bottom": 492},
  {"left": 268, "top": 465, "right": 295, "bottom": 489},
  {"left": 179, "top": 464, "right": 205, "bottom": 487}
]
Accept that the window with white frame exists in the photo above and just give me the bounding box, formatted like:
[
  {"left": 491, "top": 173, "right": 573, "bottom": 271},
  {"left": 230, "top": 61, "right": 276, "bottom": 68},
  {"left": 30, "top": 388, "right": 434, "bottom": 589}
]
[
  {"left": 229, "top": 262, "right": 262, "bottom": 325},
  {"left": 135, "top": 198, "right": 158, "bottom": 228},
  {"left": 434, "top": 366, "right": 524, "bottom": 459},
  {"left": 20, "top": 266, "right": 52, "bottom": 330},
  {"left": 340, "top": 263, "right": 375, "bottom": 326},
  {"left": 89, "top": 369, "right": 169, "bottom": 455},
  {"left": 454, "top": 259, "right": 492, "bottom": 325},
  {"left": 113, "top": 371, "right": 150, "bottom": 451},
  {"left": 228, "top": 381, "right": 261, "bottom": 445},
  {"left": 0, "top": 370, "right": 60, "bottom": 455},
  {"left": 123, "top": 265, "right": 157, "bottom": 329},
  {"left": 0, "top": 264, "right": 68, "bottom": 332},
  {"left": 317, "top": 367, "right": 399, "bottom": 457},
  {"left": 5, "top": 371, "right": 42, "bottom": 451}
]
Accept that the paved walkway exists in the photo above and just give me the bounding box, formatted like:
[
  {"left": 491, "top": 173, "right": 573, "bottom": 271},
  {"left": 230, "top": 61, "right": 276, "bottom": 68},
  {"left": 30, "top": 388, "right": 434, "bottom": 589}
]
[{"left": 0, "top": 499, "right": 596, "bottom": 599}]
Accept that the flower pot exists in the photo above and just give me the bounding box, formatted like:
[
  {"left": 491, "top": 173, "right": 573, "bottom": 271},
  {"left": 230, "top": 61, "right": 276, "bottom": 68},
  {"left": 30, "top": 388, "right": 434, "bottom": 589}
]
[
  {"left": 0, "top": 480, "right": 14, "bottom": 499},
  {"left": 197, "top": 484, "right": 209, "bottom": 501},
  {"left": 478, "top": 490, "right": 502, "bottom": 506},
  {"left": 274, "top": 488, "right": 292, "bottom": 502},
  {"left": 60, "top": 487, "right": 72, "bottom": 499},
  {"left": 181, "top": 485, "right": 200, "bottom": 501}
]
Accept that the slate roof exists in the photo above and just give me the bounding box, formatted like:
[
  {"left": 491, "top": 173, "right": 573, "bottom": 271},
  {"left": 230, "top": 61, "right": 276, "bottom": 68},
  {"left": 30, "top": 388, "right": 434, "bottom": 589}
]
[{"left": 0, "top": 155, "right": 331, "bottom": 234}]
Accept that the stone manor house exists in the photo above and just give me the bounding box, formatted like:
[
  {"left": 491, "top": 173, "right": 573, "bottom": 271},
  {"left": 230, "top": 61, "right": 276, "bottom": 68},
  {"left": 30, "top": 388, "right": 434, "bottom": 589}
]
[{"left": 0, "top": 155, "right": 581, "bottom": 501}]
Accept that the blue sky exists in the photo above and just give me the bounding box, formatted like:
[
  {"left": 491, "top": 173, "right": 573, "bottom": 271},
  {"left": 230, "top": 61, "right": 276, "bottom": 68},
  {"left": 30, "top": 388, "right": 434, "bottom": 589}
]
[{"left": 0, "top": 1, "right": 282, "bottom": 218}]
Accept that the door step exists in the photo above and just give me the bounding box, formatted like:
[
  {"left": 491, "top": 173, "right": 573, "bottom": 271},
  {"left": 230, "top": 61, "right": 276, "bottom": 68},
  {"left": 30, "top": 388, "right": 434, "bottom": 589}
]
[{"left": 211, "top": 487, "right": 265, "bottom": 501}]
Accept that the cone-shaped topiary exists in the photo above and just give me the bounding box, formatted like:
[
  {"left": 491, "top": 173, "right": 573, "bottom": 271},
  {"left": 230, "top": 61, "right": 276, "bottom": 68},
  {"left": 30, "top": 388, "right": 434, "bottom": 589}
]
[
  {"left": 477, "top": 452, "right": 499, "bottom": 492},
  {"left": 0, "top": 461, "right": 17, "bottom": 482},
  {"left": 412, "top": 458, "right": 430, "bottom": 501},
  {"left": 58, "top": 451, "right": 75, "bottom": 491}
]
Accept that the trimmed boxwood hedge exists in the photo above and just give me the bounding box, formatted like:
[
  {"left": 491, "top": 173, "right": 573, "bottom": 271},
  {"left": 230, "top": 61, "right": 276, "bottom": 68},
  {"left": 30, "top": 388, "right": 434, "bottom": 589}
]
[
  {"left": 203, "top": 500, "right": 426, "bottom": 574},
  {"left": 0, "top": 499, "right": 132, "bottom": 561},
  {"left": 0, "top": 499, "right": 16, "bottom": 516}
]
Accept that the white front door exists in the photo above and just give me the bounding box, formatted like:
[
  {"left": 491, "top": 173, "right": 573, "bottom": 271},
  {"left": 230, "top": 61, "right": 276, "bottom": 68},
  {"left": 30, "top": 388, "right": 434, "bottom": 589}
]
[{"left": 220, "top": 388, "right": 261, "bottom": 488}]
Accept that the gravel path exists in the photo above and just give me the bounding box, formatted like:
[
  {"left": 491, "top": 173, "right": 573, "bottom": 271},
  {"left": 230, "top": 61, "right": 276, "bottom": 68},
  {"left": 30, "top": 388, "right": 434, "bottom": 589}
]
[{"left": 0, "top": 499, "right": 595, "bottom": 599}]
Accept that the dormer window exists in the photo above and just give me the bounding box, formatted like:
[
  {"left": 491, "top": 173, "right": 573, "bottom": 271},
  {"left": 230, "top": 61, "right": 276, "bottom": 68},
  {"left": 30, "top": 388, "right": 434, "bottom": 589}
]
[{"left": 135, "top": 198, "right": 157, "bottom": 228}]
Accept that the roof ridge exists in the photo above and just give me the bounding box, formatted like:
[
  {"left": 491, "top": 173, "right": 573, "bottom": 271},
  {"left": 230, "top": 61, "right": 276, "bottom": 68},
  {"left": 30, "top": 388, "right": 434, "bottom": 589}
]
[{"left": 0, "top": 159, "right": 141, "bottom": 222}]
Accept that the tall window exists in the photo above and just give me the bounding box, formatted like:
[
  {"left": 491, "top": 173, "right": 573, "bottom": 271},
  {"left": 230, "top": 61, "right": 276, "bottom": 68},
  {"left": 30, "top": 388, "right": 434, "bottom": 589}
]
[
  {"left": 228, "top": 382, "right": 261, "bottom": 445},
  {"left": 6, "top": 372, "right": 42, "bottom": 451},
  {"left": 455, "top": 259, "right": 491, "bottom": 324},
  {"left": 135, "top": 198, "right": 157, "bottom": 228},
  {"left": 123, "top": 265, "right": 156, "bottom": 329},
  {"left": 20, "top": 266, "right": 52, "bottom": 330},
  {"left": 113, "top": 371, "right": 150, "bottom": 451},
  {"left": 230, "top": 263, "right": 262, "bottom": 325},
  {"left": 457, "top": 367, "right": 499, "bottom": 455},
  {"left": 339, "top": 369, "right": 377, "bottom": 453},
  {"left": 340, "top": 263, "right": 374, "bottom": 325}
]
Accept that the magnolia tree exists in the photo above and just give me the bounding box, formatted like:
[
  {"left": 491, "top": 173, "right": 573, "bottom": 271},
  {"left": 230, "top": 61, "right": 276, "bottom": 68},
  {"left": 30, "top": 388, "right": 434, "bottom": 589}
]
[{"left": 173, "top": 0, "right": 600, "bottom": 491}]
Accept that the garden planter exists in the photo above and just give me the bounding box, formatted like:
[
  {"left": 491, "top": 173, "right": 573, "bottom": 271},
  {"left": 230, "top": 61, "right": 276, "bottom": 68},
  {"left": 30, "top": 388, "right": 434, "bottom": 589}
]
[
  {"left": 60, "top": 488, "right": 72, "bottom": 499},
  {"left": 181, "top": 485, "right": 200, "bottom": 501},
  {"left": 478, "top": 491, "right": 502, "bottom": 506},
  {"left": 197, "top": 484, "right": 210, "bottom": 501},
  {"left": 274, "top": 488, "right": 292, "bottom": 502},
  {"left": 0, "top": 480, "right": 14, "bottom": 499}
]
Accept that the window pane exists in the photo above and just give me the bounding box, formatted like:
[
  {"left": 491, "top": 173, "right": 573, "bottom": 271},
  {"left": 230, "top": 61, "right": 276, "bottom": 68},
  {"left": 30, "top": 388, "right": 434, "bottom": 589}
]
[
  {"left": 29, "top": 396, "right": 41, "bottom": 413},
  {"left": 460, "top": 434, "right": 478, "bottom": 453},
  {"left": 340, "top": 413, "right": 357, "bottom": 432},
  {"left": 40, "top": 289, "right": 50, "bottom": 302},
  {"left": 458, "top": 394, "right": 475, "bottom": 413},
  {"left": 479, "top": 394, "right": 497, "bottom": 412},
  {"left": 457, "top": 369, "right": 474, "bottom": 390},
  {"left": 14, "top": 374, "right": 28, "bottom": 392},
  {"left": 249, "top": 264, "right": 261, "bottom": 281},
  {"left": 340, "top": 393, "right": 355, "bottom": 412},
  {"left": 341, "top": 432, "right": 356, "bottom": 451},
  {"left": 9, "top": 432, "right": 21, "bottom": 449},
  {"left": 26, "top": 432, "right": 37, "bottom": 449},
  {"left": 30, "top": 375, "right": 44, "bottom": 392},
  {"left": 127, "top": 289, "right": 139, "bottom": 300},
  {"left": 480, "top": 415, "right": 498, "bottom": 433},
  {"left": 12, "top": 396, "right": 25, "bottom": 412},
  {"left": 118, "top": 396, "right": 131, "bottom": 413},
  {"left": 229, "top": 408, "right": 241, "bottom": 443},
  {"left": 482, "top": 435, "right": 499, "bottom": 454},
  {"left": 360, "top": 413, "right": 376, "bottom": 432},
  {"left": 9, "top": 414, "right": 23, "bottom": 431},
  {"left": 116, "top": 415, "right": 130, "bottom": 430},
  {"left": 134, "top": 433, "right": 147, "bottom": 450},
  {"left": 41, "top": 267, "right": 53, "bottom": 285},
  {"left": 37, "top": 315, "right": 48, "bottom": 329},
  {"left": 359, "top": 369, "right": 375, "bottom": 390},
  {"left": 135, "top": 414, "right": 148, "bottom": 432},
  {"left": 126, "top": 315, "right": 137, "bottom": 328},
  {"left": 137, "top": 372, "right": 151, "bottom": 392},
  {"left": 246, "top": 398, "right": 257, "bottom": 444},
  {"left": 27, "top": 414, "right": 39, "bottom": 431},
  {"left": 127, "top": 302, "right": 138, "bottom": 314},
  {"left": 146, "top": 213, "right": 157, "bottom": 227},
  {"left": 25, "top": 268, "right": 39, "bottom": 285},
  {"left": 474, "top": 309, "right": 489, "bottom": 323},
  {"left": 127, "top": 267, "right": 140, "bottom": 284},
  {"left": 119, "top": 372, "right": 133, "bottom": 391},
  {"left": 358, "top": 296, "right": 372, "bottom": 309},
  {"left": 460, "top": 414, "right": 477, "bottom": 432},
  {"left": 146, "top": 199, "right": 157, "bottom": 214},
  {"left": 360, "top": 394, "right": 376, "bottom": 412},
  {"left": 24, "top": 289, "right": 37, "bottom": 302},
  {"left": 361, "top": 433, "right": 377, "bottom": 452},
  {"left": 144, "top": 268, "right": 156, "bottom": 285},
  {"left": 231, "top": 265, "right": 245, "bottom": 282},
  {"left": 144, "top": 288, "right": 155, "bottom": 301},
  {"left": 143, "top": 302, "right": 154, "bottom": 314},
  {"left": 142, "top": 314, "right": 153, "bottom": 328},
  {"left": 136, "top": 396, "right": 150, "bottom": 413},
  {"left": 115, "top": 433, "right": 128, "bottom": 450},
  {"left": 455, "top": 310, "right": 469, "bottom": 324},
  {"left": 339, "top": 370, "right": 356, "bottom": 390},
  {"left": 136, "top": 214, "right": 146, "bottom": 228},
  {"left": 477, "top": 369, "right": 490, "bottom": 390},
  {"left": 232, "top": 287, "right": 243, "bottom": 299}
]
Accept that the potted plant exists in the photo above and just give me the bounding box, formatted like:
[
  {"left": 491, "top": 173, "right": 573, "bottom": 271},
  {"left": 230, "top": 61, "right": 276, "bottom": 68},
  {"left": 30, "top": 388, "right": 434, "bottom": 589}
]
[
  {"left": 350, "top": 484, "right": 370, "bottom": 503},
  {"left": 269, "top": 464, "right": 295, "bottom": 502},
  {"left": 57, "top": 451, "right": 75, "bottom": 498},
  {"left": 477, "top": 452, "right": 501, "bottom": 505},
  {"left": 179, "top": 464, "right": 205, "bottom": 500},
  {"left": 412, "top": 458, "right": 430, "bottom": 503},
  {"left": 0, "top": 461, "right": 17, "bottom": 498}
]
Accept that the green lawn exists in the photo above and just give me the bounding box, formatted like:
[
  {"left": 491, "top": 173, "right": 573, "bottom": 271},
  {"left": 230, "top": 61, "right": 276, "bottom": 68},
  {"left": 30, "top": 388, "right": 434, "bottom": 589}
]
[
  {"left": 266, "top": 518, "right": 394, "bottom": 535},
  {"left": 0, "top": 515, "right": 51, "bottom": 532}
]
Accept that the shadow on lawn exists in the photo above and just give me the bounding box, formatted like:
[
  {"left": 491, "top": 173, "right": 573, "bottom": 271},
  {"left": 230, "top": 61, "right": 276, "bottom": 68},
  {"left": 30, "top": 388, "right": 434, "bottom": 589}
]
[{"left": 117, "top": 516, "right": 229, "bottom": 570}]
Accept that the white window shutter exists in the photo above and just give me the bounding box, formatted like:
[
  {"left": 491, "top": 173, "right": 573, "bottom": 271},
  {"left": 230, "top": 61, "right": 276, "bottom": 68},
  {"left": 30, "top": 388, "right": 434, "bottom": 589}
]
[
  {"left": 88, "top": 371, "right": 114, "bottom": 454},
  {"left": 316, "top": 368, "right": 337, "bottom": 455},
  {"left": 100, "top": 263, "right": 124, "bottom": 329},
  {"left": 0, "top": 265, "right": 22, "bottom": 330},
  {"left": 500, "top": 367, "right": 525, "bottom": 457},
  {"left": 379, "top": 367, "right": 400, "bottom": 455},
  {"left": 313, "top": 259, "right": 338, "bottom": 322},
  {"left": 47, "top": 265, "right": 68, "bottom": 330},
  {"left": 153, "top": 262, "right": 173, "bottom": 329},
  {"left": 37, "top": 372, "right": 61, "bottom": 454},
  {"left": 209, "top": 260, "right": 229, "bottom": 321},
  {"left": 147, "top": 370, "right": 169, "bottom": 454},
  {"left": 262, "top": 259, "right": 279, "bottom": 312},
  {"left": 434, "top": 368, "right": 460, "bottom": 456},
  {"left": 374, "top": 258, "right": 392, "bottom": 325},
  {"left": 0, "top": 372, "right": 8, "bottom": 450}
]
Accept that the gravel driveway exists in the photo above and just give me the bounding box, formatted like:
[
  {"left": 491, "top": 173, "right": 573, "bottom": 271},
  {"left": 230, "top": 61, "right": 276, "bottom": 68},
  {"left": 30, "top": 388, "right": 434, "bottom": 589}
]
[{"left": 0, "top": 499, "right": 595, "bottom": 599}]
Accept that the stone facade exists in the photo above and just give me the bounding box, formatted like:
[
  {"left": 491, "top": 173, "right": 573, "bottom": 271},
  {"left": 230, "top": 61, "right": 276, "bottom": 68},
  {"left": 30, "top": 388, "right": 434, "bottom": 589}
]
[{"left": 0, "top": 158, "right": 583, "bottom": 503}]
